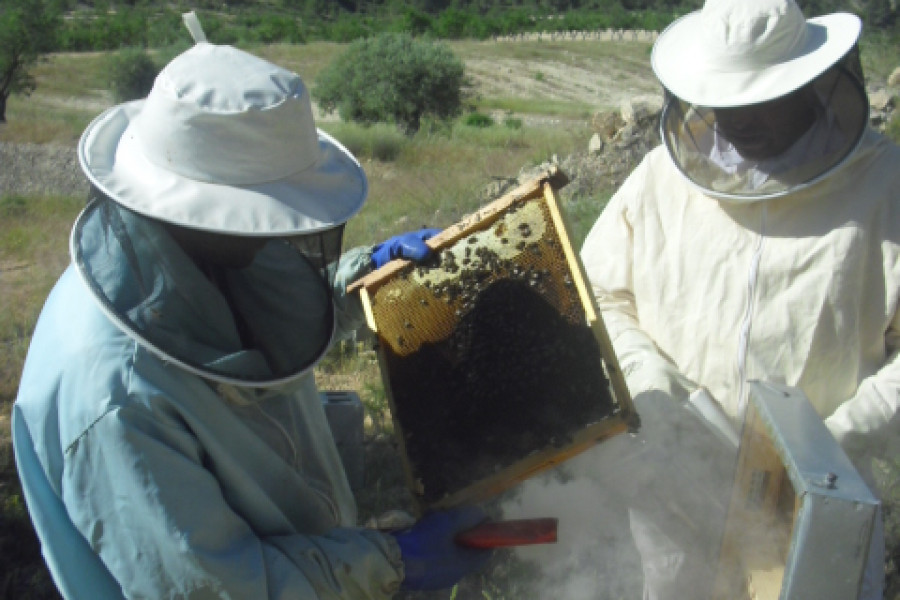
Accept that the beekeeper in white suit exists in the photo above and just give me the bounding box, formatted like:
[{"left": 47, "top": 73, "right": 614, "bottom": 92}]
[
  {"left": 12, "top": 15, "right": 490, "bottom": 600},
  {"left": 580, "top": 0, "right": 899, "bottom": 598}
]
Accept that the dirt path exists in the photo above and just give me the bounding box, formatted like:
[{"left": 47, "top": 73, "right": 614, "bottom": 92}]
[{"left": 465, "top": 55, "right": 659, "bottom": 113}]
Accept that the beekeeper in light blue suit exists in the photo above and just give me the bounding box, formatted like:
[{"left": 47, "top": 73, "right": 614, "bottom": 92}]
[{"left": 13, "top": 15, "right": 489, "bottom": 599}]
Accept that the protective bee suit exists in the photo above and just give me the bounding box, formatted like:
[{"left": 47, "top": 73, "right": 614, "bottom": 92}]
[
  {"left": 13, "top": 20, "right": 408, "bottom": 599},
  {"left": 15, "top": 207, "right": 403, "bottom": 599},
  {"left": 579, "top": 1, "right": 899, "bottom": 598}
]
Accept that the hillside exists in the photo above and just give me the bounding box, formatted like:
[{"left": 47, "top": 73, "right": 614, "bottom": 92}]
[{"left": 1, "top": 31, "right": 900, "bottom": 600}]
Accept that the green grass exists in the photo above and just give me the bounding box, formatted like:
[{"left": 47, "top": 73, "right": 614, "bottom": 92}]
[
  {"left": 475, "top": 96, "right": 596, "bottom": 119},
  {"left": 886, "top": 111, "right": 900, "bottom": 145},
  {"left": 0, "top": 193, "right": 82, "bottom": 404},
  {"left": 5, "top": 35, "right": 896, "bottom": 145},
  {"left": 464, "top": 111, "right": 496, "bottom": 128},
  {"left": 1, "top": 98, "right": 97, "bottom": 145},
  {"left": 448, "top": 38, "right": 653, "bottom": 64},
  {"left": 860, "top": 31, "right": 900, "bottom": 86},
  {"left": 0, "top": 193, "right": 83, "bottom": 600},
  {"left": 1, "top": 32, "right": 899, "bottom": 598},
  {"left": 0, "top": 195, "right": 84, "bottom": 402},
  {"left": 318, "top": 122, "right": 408, "bottom": 163},
  {"left": 252, "top": 41, "right": 349, "bottom": 81},
  {"left": 324, "top": 118, "right": 588, "bottom": 250}
]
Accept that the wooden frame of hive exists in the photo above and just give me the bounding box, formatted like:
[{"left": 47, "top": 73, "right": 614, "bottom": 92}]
[{"left": 349, "top": 167, "right": 637, "bottom": 512}]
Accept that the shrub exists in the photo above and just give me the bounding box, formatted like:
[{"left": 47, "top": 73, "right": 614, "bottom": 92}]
[
  {"left": 886, "top": 110, "right": 900, "bottom": 145},
  {"left": 464, "top": 112, "right": 494, "bottom": 128},
  {"left": 324, "top": 13, "right": 373, "bottom": 43},
  {"left": 314, "top": 33, "right": 466, "bottom": 135},
  {"left": 433, "top": 7, "right": 479, "bottom": 39},
  {"left": 394, "top": 8, "right": 433, "bottom": 36},
  {"left": 0, "top": 195, "right": 28, "bottom": 218},
  {"left": 108, "top": 48, "right": 159, "bottom": 102},
  {"left": 236, "top": 14, "right": 305, "bottom": 44},
  {"left": 322, "top": 122, "right": 406, "bottom": 162},
  {"left": 504, "top": 116, "right": 523, "bottom": 130}
]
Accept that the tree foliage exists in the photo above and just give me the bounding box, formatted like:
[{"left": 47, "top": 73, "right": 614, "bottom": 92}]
[
  {"left": 0, "top": 0, "right": 62, "bottom": 122},
  {"left": 44, "top": 0, "right": 898, "bottom": 51},
  {"left": 107, "top": 48, "right": 160, "bottom": 102},
  {"left": 313, "top": 33, "right": 466, "bottom": 135}
]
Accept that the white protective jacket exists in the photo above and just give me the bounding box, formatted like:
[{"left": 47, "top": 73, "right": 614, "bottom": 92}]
[
  {"left": 14, "top": 200, "right": 403, "bottom": 599},
  {"left": 580, "top": 129, "right": 900, "bottom": 466}
]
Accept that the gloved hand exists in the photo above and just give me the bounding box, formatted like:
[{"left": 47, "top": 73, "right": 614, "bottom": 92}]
[
  {"left": 391, "top": 505, "right": 492, "bottom": 590},
  {"left": 371, "top": 228, "right": 441, "bottom": 269}
]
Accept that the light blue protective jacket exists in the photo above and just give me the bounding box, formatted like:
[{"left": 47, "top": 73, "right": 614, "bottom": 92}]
[{"left": 14, "top": 199, "right": 404, "bottom": 599}]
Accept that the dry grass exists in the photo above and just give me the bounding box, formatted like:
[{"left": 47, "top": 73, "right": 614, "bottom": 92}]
[
  {"left": 2, "top": 33, "right": 899, "bottom": 599},
  {"left": 0, "top": 195, "right": 83, "bottom": 600},
  {"left": 0, "top": 196, "right": 83, "bottom": 406},
  {"left": 328, "top": 120, "right": 589, "bottom": 250}
]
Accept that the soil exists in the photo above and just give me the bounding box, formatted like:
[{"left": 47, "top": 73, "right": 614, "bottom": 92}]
[{"left": 463, "top": 52, "right": 659, "bottom": 119}]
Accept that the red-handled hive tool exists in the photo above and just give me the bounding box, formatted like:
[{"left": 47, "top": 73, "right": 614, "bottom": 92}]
[{"left": 454, "top": 518, "right": 558, "bottom": 549}]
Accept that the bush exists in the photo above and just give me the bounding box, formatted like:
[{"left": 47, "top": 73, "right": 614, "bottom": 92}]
[
  {"left": 393, "top": 8, "right": 433, "bottom": 36},
  {"left": 886, "top": 110, "right": 900, "bottom": 145},
  {"left": 503, "top": 117, "right": 523, "bottom": 130},
  {"left": 107, "top": 48, "right": 159, "bottom": 102},
  {"left": 324, "top": 13, "right": 373, "bottom": 42},
  {"left": 322, "top": 122, "right": 406, "bottom": 162},
  {"left": 314, "top": 33, "right": 466, "bottom": 135},
  {"left": 464, "top": 112, "right": 494, "bottom": 128},
  {"left": 236, "top": 14, "right": 305, "bottom": 44}
]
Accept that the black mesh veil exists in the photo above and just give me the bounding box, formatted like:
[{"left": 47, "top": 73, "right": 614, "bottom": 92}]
[{"left": 659, "top": 47, "right": 869, "bottom": 201}]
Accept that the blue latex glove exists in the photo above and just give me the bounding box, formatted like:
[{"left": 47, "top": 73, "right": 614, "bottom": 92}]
[
  {"left": 371, "top": 228, "right": 441, "bottom": 269},
  {"left": 391, "top": 506, "right": 492, "bottom": 590}
]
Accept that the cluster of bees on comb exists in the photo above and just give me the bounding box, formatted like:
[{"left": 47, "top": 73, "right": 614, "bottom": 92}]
[{"left": 376, "top": 200, "right": 616, "bottom": 503}]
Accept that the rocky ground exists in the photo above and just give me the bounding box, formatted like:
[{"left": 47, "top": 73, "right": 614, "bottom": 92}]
[{"left": 0, "top": 141, "right": 89, "bottom": 199}]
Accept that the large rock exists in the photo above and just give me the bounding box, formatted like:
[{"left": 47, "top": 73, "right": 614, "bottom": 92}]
[
  {"left": 868, "top": 88, "right": 898, "bottom": 132},
  {"left": 888, "top": 66, "right": 900, "bottom": 88},
  {"left": 591, "top": 110, "right": 624, "bottom": 140},
  {"left": 620, "top": 94, "right": 663, "bottom": 126},
  {"left": 870, "top": 89, "right": 895, "bottom": 112}
]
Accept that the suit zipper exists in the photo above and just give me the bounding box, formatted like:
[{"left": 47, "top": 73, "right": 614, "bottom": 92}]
[{"left": 736, "top": 203, "right": 767, "bottom": 418}]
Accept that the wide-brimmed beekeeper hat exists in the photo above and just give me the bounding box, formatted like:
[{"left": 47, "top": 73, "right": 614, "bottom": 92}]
[
  {"left": 651, "top": 0, "right": 862, "bottom": 108},
  {"left": 77, "top": 13, "right": 367, "bottom": 236}
]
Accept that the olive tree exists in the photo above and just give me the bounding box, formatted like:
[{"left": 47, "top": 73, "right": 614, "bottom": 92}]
[
  {"left": 0, "top": 0, "right": 62, "bottom": 122},
  {"left": 108, "top": 48, "right": 160, "bottom": 102},
  {"left": 314, "top": 33, "right": 466, "bottom": 135}
]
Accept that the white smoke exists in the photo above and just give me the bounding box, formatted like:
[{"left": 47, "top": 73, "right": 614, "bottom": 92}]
[
  {"left": 489, "top": 392, "right": 740, "bottom": 599},
  {"left": 497, "top": 460, "right": 644, "bottom": 599}
]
